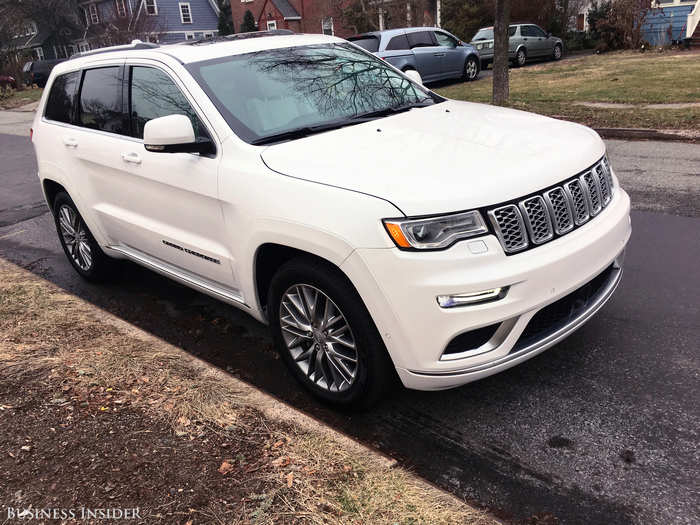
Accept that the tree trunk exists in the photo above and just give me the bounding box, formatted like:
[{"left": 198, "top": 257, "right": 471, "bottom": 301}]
[{"left": 492, "top": 0, "right": 511, "bottom": 106}]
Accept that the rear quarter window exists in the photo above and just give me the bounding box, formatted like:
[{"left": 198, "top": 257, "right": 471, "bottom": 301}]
[
  {"left": 348, "top": 36, "right": 379, "bottom": 53},
  {"left": 44, "top": 71, "right": 81, "bottom": 124},
  {"left": 386, "top": 34, "right": 410, "bottom": 51}
]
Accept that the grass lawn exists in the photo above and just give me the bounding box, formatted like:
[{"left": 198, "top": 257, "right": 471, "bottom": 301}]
[
  {"left": 436, "top": 51, "right": 700, "bottom": 130},
  {"left": 0, "top": 86, "right": 43, "bottom": 110}
]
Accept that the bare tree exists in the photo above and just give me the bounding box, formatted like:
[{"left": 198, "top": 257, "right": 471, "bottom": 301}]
[
  {"left": 492, "top": 0, "right": 510, "bottom": 105},
  {"left": 91, "top": 2, "right": 164, "bottom": 47}
]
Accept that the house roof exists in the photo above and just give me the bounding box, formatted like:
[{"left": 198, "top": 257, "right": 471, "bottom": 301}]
[
  {"left": 6, "top": 28, "right": 51, "bottom": 50},
  {"left": 270, "top": 0, "right": 300, "bottom": 20}
]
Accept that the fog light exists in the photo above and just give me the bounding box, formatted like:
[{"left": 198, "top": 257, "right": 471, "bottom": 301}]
[{"left": 437, "top": 287, "right": 508, "bottom": 308}]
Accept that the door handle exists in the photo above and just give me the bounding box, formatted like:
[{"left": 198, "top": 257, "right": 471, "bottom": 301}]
[
  {"left": 433, "top": 53, "right": 445, "bottom": 57},
  {"left": 121, "top": 152, "right": 142, "bottom": 165},
  {"left": 63, "top": 137, "right": 78, "bottom": 148}
]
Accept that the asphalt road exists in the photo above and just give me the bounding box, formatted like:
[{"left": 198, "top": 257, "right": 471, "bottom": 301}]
[{"left": 1, "top": 118, "right": 699, "bottom": 524}]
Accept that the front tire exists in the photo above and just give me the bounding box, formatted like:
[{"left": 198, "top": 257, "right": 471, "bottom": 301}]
[
  {"left": 52, "top": 191, "right": 117, "bottom": 282},
  {"left": 268, "top": 257, "right": 393, "bottom": 409},
  {"left": 553, "top": 44, "right": 562, "bottom": 61},
  {"left": 463, "top": 56, "right": 480, "bottom": 81}
]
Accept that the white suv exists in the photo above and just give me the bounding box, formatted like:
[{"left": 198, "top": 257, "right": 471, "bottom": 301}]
[{"left": 32, "top": 33, "right": 631, "bottom": 407}]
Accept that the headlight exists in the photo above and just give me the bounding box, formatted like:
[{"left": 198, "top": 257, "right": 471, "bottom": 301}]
[{"left": 383, "top": 211, "right": 488, "bottom": 250}]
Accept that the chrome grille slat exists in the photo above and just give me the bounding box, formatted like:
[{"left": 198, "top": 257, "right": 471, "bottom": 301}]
[
  {"left": 519, "top": 196, "right": 554, "bottom": 244},
  {"left": 487, "top": 205, "right": 529, "bottom": 253},
  {"left": 544, "top": 187, "right": 574, "bottom": 234},
  {"left": 488, "top": 157, "right": 614, "bottom": 255}
]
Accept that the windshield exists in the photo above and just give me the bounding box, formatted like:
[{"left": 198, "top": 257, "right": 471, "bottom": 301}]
[
  {"left": 187, "top": 43, "right": 437, "bottom": 144},
  {"left": 472, "top": 26, "right": 516, "bottom": 41}
]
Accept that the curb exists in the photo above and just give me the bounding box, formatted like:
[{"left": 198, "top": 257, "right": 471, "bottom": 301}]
[{"left": 594, "top": 127, "right": 699, "bottom": 143}]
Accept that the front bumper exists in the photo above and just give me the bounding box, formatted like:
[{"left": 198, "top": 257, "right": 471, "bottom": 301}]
[{"left": 341, "top": 188, "right": 631, "bottom": 390}]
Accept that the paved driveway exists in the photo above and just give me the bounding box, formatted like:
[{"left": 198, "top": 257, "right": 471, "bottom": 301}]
[{"left": 0, "top": 123, "right": 698, "bottom": 524}]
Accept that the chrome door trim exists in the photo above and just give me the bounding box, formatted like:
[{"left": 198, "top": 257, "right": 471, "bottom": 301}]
[{"left": 108, "top": 243, "right": 247, "bottom": 308}]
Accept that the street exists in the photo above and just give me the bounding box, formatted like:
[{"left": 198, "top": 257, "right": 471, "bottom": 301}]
[{"left": 0, "top": 112, "right": 699, "bottom": 524}]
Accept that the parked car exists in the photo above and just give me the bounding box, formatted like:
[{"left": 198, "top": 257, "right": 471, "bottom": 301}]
[
  {"left": 471, "top": 24, "right": 563, "bottom": 68},
  {"left": 23, "top": 59, "right": 66, "bottom": 88},
  {"left": 348, "top": 27, "right": 481, "bottom": 83},
  {"left": 32, "top": 34, "right": 630, "bottom": 408}
]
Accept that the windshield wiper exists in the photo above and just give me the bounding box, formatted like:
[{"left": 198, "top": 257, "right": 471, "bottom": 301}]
[{"left": 351, "top": 102, "right": 435, "bottom": 121}]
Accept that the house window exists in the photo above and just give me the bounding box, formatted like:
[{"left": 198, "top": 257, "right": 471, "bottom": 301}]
[
  {"left": 145, "top": 0, "right": 158, "bottom": 15},
  {"left": 266, "top": 20, "right": 277, "bottom": 30},
  {"left": 321, "top": 17, "right": 334, "bottom": 36},
  {"left": 78, "top": 42, "right": 90, "bottom": 52},
  {"left": 203, "top": 32, "right": 214, "bottom": 39},
  {"left": 185, "top": 32, "right": 196, "bottom": 40},
  {"left": 179, "top": 3, "right": 193, "bottom": 24},
  {"left": 115, "top": 0, "right": 127, "bottom": 17},
  {"left": 35, "top": 47, "right": 44, "bottom": 60},
  {"left": 89, "top": 3, "right": 100, "bottom": 24}
]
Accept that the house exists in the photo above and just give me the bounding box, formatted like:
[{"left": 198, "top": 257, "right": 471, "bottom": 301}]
[
  {"left": 642, "top": 0, "right": 700, "bottom": 46},
  {"left": 230, "top": 0, "right": 352, "bottom": 37},
  {"left": 7, "top": 0, "right": 221, "bottom": 62}
]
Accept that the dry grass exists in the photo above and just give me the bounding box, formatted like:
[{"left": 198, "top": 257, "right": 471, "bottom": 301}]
[
  {"left": 437, "top": 50, "right": 700, "bottom": 130},
  {"left": 0, "top": 258, "right": 494, "bottom": 525}
]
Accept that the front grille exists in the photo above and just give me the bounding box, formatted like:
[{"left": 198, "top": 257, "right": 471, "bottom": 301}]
[{"left": 487, "top": 157, "right": 614, "bottom": 254}]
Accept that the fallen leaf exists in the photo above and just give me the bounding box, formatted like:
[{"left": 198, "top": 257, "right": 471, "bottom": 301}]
[
  {"left": 218, "top": 461, "right": 234, "bottom": 475},
  {"left": 272, "top": 440, "right": 284, "bottom": 448},
  {"left": 177, "top": 417, "right": 191, "bottom": 427},
  {"left": 271, "top": 456, "right": 290, "bottom": 468},
  {"left": 343, "top": 465, "right": 352, "bottom": 472},
  {"left": 286, "top": 472, "right": 294, "bottom": 488}
]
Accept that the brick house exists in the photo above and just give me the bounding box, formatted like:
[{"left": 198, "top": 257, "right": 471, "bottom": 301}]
[{"left": 230, "top": 0, "right": 354, "bottom": 37}]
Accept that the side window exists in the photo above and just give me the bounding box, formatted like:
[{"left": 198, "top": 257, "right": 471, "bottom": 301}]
[
  {"left": 531, "top": 26, "right": 547, "bottom": 38},
  {"left": 78, "top": 67, "right": 126, "bottom": 134},
  {"left": 407, "top": 31, "right": 436, "bottom": 49},
  {"left": 434, "top": 32, "right": 458, "bottom": 48},
  {"left": 45, "top": 71, "right": 80, "bottom": 123},
  {"left": 129, "top": 66, "right": 209, "bottom": 141},
  {"left": 386, "top": 34, "right": 410, "bottom": 51},
  {"left": 521, "top": 26, "right": 535, "bottom": 38}
]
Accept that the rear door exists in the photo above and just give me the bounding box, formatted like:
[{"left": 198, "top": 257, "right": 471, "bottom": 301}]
[
  {"left": 407, "top": 30, "right": 442, "bottom": 82},
  {"left": 433, "top": 31, "right": 464, "bottom": 78},
  {"left": 522, "top": 25, "right": 548, "bottom": 57}
]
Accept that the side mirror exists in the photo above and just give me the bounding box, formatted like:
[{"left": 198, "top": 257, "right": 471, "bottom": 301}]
[
  {"left": 546, "top": 32, "right": 552, "bottom": 38},
  {"left": 144, "top": 114, "right": 214, "bottom": 155},
  {"left": 404, "top": 69, "right": 423, "bottom": 86}
]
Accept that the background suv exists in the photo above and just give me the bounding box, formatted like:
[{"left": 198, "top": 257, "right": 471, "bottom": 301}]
[
  {"left": 471, "top": 24, "right": 563, "bottom": 68},
  {"left": 349, "top": 27, "right": 481, "bottom": 83},
  {"left": 32, "top": 33, "right": 629, "bottom": 408}
]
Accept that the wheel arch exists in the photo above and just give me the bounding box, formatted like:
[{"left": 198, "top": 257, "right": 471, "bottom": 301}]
[{"left": 42, "top": 178, "right": 67, "bottom": 209}]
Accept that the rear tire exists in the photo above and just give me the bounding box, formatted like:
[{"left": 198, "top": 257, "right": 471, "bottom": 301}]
[
  {"left": 463, "top": 56, "right": 480, "bottom": 81},
  {"left": 268, "top": 257, "right": 393, "bottom": 409},
  {"left": 514, "top": 48, "right": 527, "bottom": 67},
  {"left": 52, "top": 191, "right": 118, "bottom": 282}
]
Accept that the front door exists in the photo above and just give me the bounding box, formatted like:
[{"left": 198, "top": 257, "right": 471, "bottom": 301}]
[
  {"left": 407, "top": 30, "right": 443, "bottom": 82},
  {"left": 433, "top": 31, "right": 464, "bottom": 78}
]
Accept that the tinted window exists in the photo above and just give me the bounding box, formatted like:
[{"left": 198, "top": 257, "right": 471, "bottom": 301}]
[
  {"left": 472, "top": 26, "right": 516, "bottom": 41},
  {"left": 347, "top": 36, "right": 379, "bottom": 52},
  {"left": 531, "top": 25, "right": 547, "bottom": 37},
  {"left": 129, "top": 66, "right": 208, "bottom": 141},
  {"left": 434, "top": 32, "right": 457, "bottom": 48},
  {"left": 510, "top": 26, "right": 518, "bottom": 37},
  {"left": 78, "top": 67, "right": 125, "bottom": 134},
  {"left": 407, "top": 31, "right": 435, "bottom": 48},
  {"left": 45, "top": 71, "right": 80, "bottom": 123},
  {"left": 522, "top": 25, "right": 541, "bottom": 37},
  {"left": 386, "top": 34, "right": 410, "bottom": 51}
]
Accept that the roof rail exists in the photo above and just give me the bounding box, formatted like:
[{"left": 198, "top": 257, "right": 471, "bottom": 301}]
[
  {"left": 69, "top": 39, "right": 159, "bottom": 60},
  {"left": 223, "top": 29, "right": 294, "bottom": 41}
]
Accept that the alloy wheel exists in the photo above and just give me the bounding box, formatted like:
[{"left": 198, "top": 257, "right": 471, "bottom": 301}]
[
  {"left": 279, "top": 284, "right": 359, "bottom": 393},
  {"left": 554, "top": 45, "right": 562, "bottom": 60},
  {"left": 466, "top": 59, "right": 478, "bottom": 80},
  {"left": 58, "top": 204, "right": 92, "bottom": 271},
  {"left": 517, "top": 50, "right": 526, "bottom": 66}
]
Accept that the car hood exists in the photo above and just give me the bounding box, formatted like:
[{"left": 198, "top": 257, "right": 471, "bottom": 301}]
[{"left": 260, "top": 100, "right": 605, "bottom": 216}]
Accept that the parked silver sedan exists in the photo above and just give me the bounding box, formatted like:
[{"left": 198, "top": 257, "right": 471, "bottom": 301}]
[
  {"left": 348, "top": 27, "right": 481, "bottom": 83},
  {"left": 471, "top": 24, "right": 563, "bottom": 68}
]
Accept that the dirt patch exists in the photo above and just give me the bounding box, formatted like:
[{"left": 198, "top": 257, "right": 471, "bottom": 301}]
[{"left": 0, "top": 258, "right": 494, "bottom": 524}]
